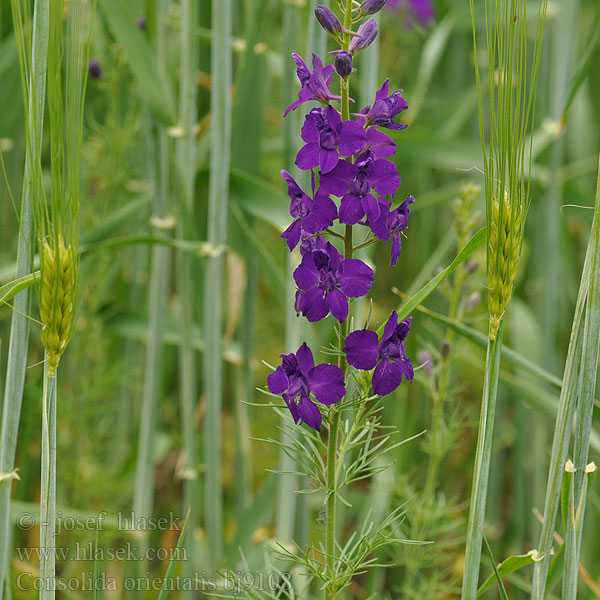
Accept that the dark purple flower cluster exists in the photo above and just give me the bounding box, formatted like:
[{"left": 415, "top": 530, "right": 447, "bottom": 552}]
[{"left": 268, "top": 4, "right": 416, "bottom": 430}]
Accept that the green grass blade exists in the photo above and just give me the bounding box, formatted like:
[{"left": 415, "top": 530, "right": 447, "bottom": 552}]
[
  {"left": 531, "top": 156, "right": 597, "bottom": 599},
  {"left": 380, "top": 227, "right": 486, "bottom": 333},
  {"left": 0, "top": 1, "right": 49, "bottom": 596},
  {"left": 175, "top": 2, "right": 199, "bottom": 592},
  {"left": 0, "top": 272, "right": 40, "bottom": 306},
  {"left": 157, "top": 510, "right": 191, "bottom": 600},
  {"left": 561, "top": 155, "right": 600, "bottom": 599},
  {"left": 97, "top": 0, "right": 176, "bottom": 125},
  {"left": 481, "top": 533, "right": 510, "bottom": 600},
  {"left": 478, "top": 551, "right": 538, "bottom": 596},
  {"left": 462, "top": 324, "right": 504, "bottom": 599},
  {"left": 202, "top": 0, "right": 233, "bottom": 567}
]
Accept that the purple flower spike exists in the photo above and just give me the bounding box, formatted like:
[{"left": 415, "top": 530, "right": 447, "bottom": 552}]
[
  {"left": 344, "top": 312, "right": 414, "bottom": 396},
  {"left": 363, "top": 80, "right": 408, "bottom": 130},
  {"left": 294, "top": 242, "right": 374, "bottom": 323},
  {"left": 360, "top": 0, "right": 389, "bottom": 15},
  {"left": 284, "top": 53, "right": 342, "bottom": 116},
  {"left": 349, "top": 19, "right": 379, "bottom": 53},
  {"left": 280, "top": 170, "right": 338, "bottom": 251},
  {"left": 368, "top": 195, "right": 415, "bottom": 266},
  {"left": 268, "top": 343, "right": 346, "bottom": 431}
]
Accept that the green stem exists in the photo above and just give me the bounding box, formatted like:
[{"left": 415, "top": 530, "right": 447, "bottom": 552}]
[
  {"left": 39, "top": 362, "right": 57, "bottom": 600},
  {"left": 326, "top": 6, "right": 354, "bottom": 596},
  {"left": 461, "top": 323, "right": 504, "bottom": 600},
  {"left": 560, "top": 155, "right": 600, "bottom": 600},
  {"left": 326, "top": 222, "right": 353, "bottom": 600},
  {"left": 530, "top": 159, "right": 598, "bottom": 600}
]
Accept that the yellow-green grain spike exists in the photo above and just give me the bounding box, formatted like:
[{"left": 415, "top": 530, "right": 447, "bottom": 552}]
[{"left": 40, "top": 236, "right": 76, "bottom": 377}]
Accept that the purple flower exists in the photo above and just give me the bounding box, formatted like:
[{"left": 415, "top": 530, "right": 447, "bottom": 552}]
[
  {"left": 319, "top": 152, "right": 401, "bottom": 226},
  {"left": 137, "top": 17, "right": 147, "bottom": 30},
  {"left": 280, "top": 170, "right": 338, "bottom": 250},
  {"left": 294, "top": 241, "right": 374, "bottom": 322},
  {"left": 296, "top": 106, "right": 365, "bottom": 173},
  {"left": 297, "top": 106, "right": 396, "bottom": 173},
  {"left": 369, "top": 195, "right": 415, "bottom": 266},
  {"left": 284, "top": 53, "right": 342, "bottom": 116},
  {"left": 385, "top": 0, "right": 435, "bottom": 27},
  {"left": 362, "top": 80, "right": 408, "bottom": 130},
  {"left": 349, "top": 19, "right": 379, "bottom": 53},
  {"left": 268, "top": 343, "right": 346, "bottom": 431},
  {"left": 344, "top": 312, "right": 414, "bottom": 396},
  {"left": 300, "top": 233, "right": 328, "bottom": 256}
]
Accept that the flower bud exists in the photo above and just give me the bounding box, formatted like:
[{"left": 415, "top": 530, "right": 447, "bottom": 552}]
[
  {"left": 315, "top": 5, "right": 343, "bottom": 35},
  {"left": 360, "top": 0, "right": 389, "bottom": 15},
  {"left": 464, "top": 291, "right": 482, "bottom": 312},
  {"left": 349, "top": 18, "right": 379, "bottom": 53},
  {"left": 89, "top": 59, "right": 103, "bottom": 79},
  {"left": 137, "top": 17, "right": 147, "bottom": 30},
  {"left": 334, "top": 51, "right": 353, "bottom": 78}
]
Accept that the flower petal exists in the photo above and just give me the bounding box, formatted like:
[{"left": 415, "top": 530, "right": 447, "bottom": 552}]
[
  {"left": 338, "top": 258, "right": 374, "bottom": 298},
  {"left": 296, "top": 342, "right": 315, "bottom": 377},
  {"left": 283, "top": 393, "right": 300, "bottom": 424},
  {"left": 294, "top": 252, "right": 319, "bottom": 291},
  {"left": 267, "top": 366, "right": 288, "bottom": 394},
  {"left": 303, "top": 194, "right": 338, "bottom": 233},
  {"left": 337, "top": 120, "right": 367, "bottom": 157},
  {"left": 319, "top": 160, "right": 355, "bottom": 196},
  {"left": 297, "top": 396, "right": 323, "bottom": 430},
  {"left": 300, "top": 287, "right": 329, "bottom": 322},
  {"left": 326, "top": 288, "right": 349, "bottom": 322},
  {"left": 372, "top": 359, "right": 404, "bottom": 396},
  {"left": 369, "top": 159, "right": 401, "bottom": 195},
  {"left": 319, "top": 148, "right": 339, "bottom": 173},
  {"left": 281, "top": 219, "right": 302, "bottom": 251},
  {"left": 309, "top": 364, "right": 346, "bottom": 405},
  {"left": 366, "top": 127, "right": 396, "bottom": 159},
  {"left": 343, "top": 329, "right": 380, "bottom": 370},
  {"left": 361, "top": 193, "right": 381, "bottom": 224},
  {"left": 382, "top": 311, "right": 399, "bottom": 342},
  {"left": 296, "top": 143, "right": 320, "bottom": 170},
  {"left": 339, "top": 193, "right": 364, "bottom": 225}
]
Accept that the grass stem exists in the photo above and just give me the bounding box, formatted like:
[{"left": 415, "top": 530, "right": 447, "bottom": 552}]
[
  {"left": 461, "top": 323, "right": 504, "bottom": 600},
  {"left": 0, "top": 1, "right": 49, "bottom": 596}
]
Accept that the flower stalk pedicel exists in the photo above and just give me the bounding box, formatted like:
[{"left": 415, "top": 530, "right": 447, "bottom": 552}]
[{"left": 268, "top": 1, "right": 417, "bottom": 596}]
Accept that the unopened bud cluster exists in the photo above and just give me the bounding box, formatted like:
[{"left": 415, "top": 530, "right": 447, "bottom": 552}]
[
  {"left": 40, "top": 236, "right": 76, "bottom": 377},
  {"left": 487, "top": 193, "right": 523, "bottom": 340}
]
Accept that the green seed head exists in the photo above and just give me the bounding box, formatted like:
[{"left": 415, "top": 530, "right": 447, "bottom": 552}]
[
  {"left": 40, "top": 235, "right": 76, "bottom": 377},
  {"left": 487, "top": 192, "right": 523, "bottom": 340}
]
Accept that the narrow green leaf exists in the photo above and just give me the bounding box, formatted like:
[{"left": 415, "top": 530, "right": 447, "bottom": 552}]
[
  {"left": 0, "top": 271, "right": 40, "bottom": 306},
  {"left": 561, "top": 467, "right": 573, "bottom": 534},
  {"left": 478, "top": 550, "right": 539, "bottom": 596},
  {"left": 98, "top": 0, "right": 176, "bottom": 125},
  {"left": 480, "top": 533, "right": 510, "bottom": 600},
  {"left": 382, "top": 226, "right": 486, "bottom": 333},
  {"left": 157, "top": 510, "right": 191, "bottom": 600}
]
